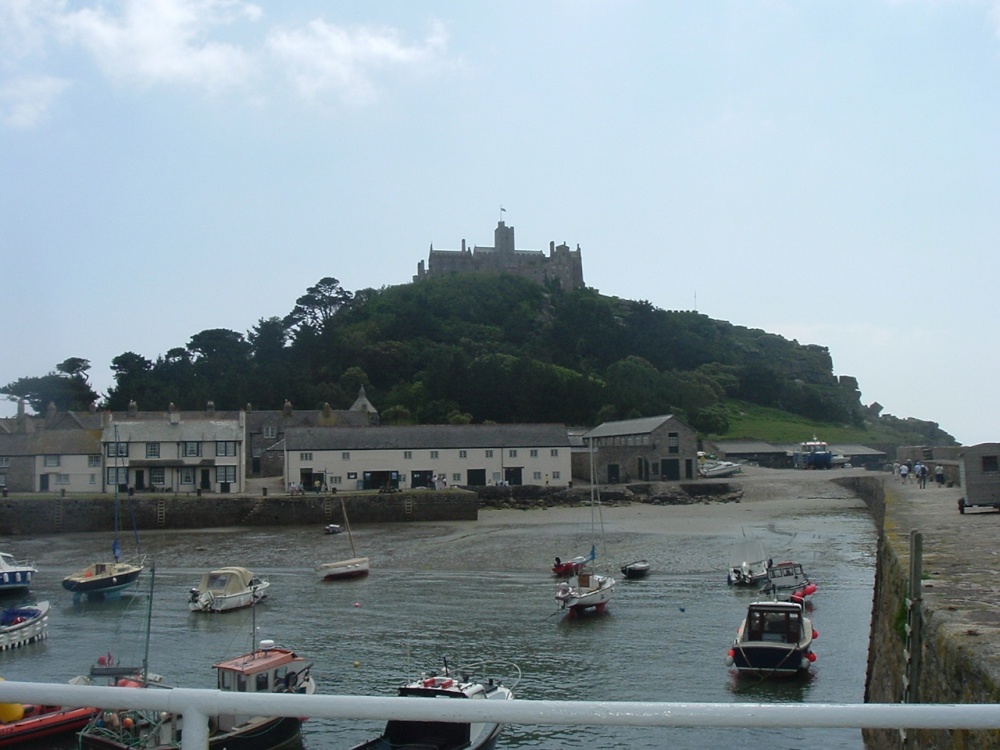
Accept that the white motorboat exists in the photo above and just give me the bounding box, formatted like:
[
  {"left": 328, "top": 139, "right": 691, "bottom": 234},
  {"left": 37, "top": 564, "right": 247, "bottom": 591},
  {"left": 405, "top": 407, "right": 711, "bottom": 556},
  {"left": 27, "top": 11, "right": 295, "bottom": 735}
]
[
  {"left": 0, "top": 552, "right": 37, "bottom": 593},
  {"left": 188, "top": 567, "right": 269, "bottom": 613},
  {"left": 0, "top": 601, "right": 49, "bottom": 650},
  {"left": 350, "top": 659, "right": 519, "bottom": 750},
  {"left": 725, "top": 599, "right": 817, "bottom": 676},
  {"left": 699, "top": 460, "right": 742, "bottom": 478},
  {"left": 727, "top": 537, "right": 770, "bottom": 586}
]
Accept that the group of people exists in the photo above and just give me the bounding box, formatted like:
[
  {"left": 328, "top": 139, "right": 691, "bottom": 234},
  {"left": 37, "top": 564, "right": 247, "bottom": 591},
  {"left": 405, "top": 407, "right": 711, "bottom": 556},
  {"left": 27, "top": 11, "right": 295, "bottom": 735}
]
[{"left": 894, "top": 461, "right": 946, "bottom": 488}]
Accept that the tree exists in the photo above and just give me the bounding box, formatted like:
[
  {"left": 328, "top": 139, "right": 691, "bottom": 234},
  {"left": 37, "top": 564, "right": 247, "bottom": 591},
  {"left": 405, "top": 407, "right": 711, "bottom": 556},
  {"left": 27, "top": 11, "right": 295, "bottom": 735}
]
[
  {"left": 1, "top": 360, "right": 99, "bottom": 413},
  {"left": 284, "top": 277, "right": 353, "bottom": 332}
]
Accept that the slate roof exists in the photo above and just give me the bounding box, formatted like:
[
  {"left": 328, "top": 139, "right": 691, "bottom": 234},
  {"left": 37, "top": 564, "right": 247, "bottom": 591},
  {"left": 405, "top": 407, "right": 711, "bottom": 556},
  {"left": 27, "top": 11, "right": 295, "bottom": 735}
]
[
  {"left": 583, "top": 415, "right": 678, "bottom": 439},
  {"left": 710, "top": 439, "right": 786, "bottom": 455},
  {"left": 285, "top": 424, "right": 569, "bottom": 451},
  {"left": 102, "top": 421, "right": 241, "bottom": 443},
  {"left": 0, "top": 429, "right": 102, "bottom": 455}
]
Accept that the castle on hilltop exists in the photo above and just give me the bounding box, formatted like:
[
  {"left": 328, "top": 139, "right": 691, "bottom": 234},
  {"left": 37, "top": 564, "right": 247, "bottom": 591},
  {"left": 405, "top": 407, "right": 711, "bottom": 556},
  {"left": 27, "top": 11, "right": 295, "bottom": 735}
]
[{"left": 414, "top": 220, "right": 585, "bottom": 290}]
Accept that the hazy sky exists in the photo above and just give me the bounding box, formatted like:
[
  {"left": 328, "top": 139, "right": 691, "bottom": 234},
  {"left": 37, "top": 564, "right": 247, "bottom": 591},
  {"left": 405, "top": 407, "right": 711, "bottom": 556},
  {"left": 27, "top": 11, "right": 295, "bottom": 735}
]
[{"left": 2, "top": 1, "right": 999, "bottom": 445}]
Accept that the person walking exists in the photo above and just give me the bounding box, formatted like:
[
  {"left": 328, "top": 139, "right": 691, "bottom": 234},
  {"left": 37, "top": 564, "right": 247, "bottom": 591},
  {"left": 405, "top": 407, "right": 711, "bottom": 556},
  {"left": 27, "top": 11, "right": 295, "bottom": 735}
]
[
  {"left": 935, "top": 464, "right": 945, "bottom": 487},
  {"left": 899, "top": 463, "right": 909, "bottom": 483}
]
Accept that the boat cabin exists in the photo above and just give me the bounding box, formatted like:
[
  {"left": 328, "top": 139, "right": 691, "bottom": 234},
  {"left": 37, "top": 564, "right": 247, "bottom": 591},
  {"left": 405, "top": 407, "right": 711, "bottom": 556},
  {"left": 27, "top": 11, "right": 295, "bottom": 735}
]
[
  {"left": 744, "top": 603, "right": 804, "bottom": 645},
  {"left": 213, "top": 641, "right": 310, "bottom": 731}
]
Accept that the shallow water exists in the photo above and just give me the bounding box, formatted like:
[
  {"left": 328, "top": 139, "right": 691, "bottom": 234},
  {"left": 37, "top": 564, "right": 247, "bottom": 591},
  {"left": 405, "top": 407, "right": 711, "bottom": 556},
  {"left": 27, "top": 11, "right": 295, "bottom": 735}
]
[{"left": 0, "top": 501, "right": 876, "bottom": 749}]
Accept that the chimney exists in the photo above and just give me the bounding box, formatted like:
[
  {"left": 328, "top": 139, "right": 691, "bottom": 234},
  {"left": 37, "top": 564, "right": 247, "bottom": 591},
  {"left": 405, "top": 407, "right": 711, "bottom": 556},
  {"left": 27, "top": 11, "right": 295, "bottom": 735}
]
[
  {"left": 128, "top": 400, "right": 138, "bottom": 417},
  {"left": 283, "top": 400, "right": 293, "bottom": 417},
  {"left": 207, "top": 400, "right": 215, "bottom": 416}
]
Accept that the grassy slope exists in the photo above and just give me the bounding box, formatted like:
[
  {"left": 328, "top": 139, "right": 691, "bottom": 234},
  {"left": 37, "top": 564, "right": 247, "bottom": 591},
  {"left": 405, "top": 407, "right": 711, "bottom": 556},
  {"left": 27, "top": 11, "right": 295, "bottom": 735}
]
[{"left": 714, "top": 400, "right": 904, "bottom": 445}]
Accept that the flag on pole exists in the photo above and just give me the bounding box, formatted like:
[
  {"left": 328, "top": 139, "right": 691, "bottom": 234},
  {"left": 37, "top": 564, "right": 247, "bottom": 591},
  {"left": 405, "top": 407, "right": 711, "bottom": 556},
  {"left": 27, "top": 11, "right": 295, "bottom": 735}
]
[
  {"left": 586, "top": 544, "right": 596, "bottom": 562},
  {"left": 500, "top": 206, "right": 506, "bottom": 212}
]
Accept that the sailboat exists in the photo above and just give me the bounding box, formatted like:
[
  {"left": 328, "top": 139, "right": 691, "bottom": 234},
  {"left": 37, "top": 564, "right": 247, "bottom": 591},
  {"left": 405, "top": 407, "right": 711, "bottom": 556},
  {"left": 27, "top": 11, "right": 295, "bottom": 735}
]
[
  {"left": 554, "top": 439, "right": 616, "bottom": 613},
  {"left": 62, "top": 425, "right": 144, "bottom": 600},
  {"left": 315, "top": 497, "right": 370, "bottom": 581}
]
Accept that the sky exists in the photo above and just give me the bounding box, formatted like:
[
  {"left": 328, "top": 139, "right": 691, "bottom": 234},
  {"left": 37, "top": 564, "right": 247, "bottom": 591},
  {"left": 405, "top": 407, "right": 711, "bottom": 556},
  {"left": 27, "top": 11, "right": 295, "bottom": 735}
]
[{"left": 2, "top": 1, "right": 999, "bottom": 445}]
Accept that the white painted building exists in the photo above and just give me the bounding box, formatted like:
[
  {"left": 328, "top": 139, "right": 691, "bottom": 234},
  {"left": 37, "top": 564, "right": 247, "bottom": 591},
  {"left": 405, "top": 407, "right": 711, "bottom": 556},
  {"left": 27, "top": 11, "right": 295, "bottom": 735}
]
[
  {"left": 283, "top": 424, "right": 571, "bottom": 490},
  {"left": 102, "top": 413, "right": 245, "bottom": 494}
]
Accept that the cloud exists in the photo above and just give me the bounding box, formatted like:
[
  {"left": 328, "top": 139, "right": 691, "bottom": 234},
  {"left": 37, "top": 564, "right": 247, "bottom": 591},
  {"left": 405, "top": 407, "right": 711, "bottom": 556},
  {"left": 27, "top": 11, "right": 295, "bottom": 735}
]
[
  {"left": 266, "top": 19, "right": 451, "bottom": 105},
  {"left": 0, "top": 75, "right": 70, "bottom": 128},
  {"left": 57, "top": 0, "right": 261, "bottom": 92}
]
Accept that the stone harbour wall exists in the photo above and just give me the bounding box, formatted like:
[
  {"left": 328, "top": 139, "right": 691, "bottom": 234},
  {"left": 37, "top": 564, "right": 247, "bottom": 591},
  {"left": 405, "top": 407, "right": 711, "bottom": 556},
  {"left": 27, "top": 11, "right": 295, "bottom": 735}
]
[{"left": 836, "top": 476, "right": 1000, "bottom": 750}]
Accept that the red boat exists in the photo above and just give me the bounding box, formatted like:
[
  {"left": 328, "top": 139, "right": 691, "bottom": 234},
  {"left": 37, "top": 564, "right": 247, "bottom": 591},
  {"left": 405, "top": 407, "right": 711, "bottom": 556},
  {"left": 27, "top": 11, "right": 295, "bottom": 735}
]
[
  {"left": 551, "top": 555, "right": 587, "bottom": 577},
  {"left": 0, "top": 703, "right": 98, "bottom": 747}
]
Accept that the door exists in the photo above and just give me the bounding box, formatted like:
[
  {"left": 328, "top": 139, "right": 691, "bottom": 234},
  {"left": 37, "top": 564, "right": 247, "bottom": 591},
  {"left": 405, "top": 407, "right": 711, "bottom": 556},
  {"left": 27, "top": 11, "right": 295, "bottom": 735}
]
[
  {"left": 411, "top": 470, "right": 433, "bottom": 488},
  {"left": 39, "top": 474, "right": 49, "bottom": 492},
  {"left": 135, "top": 470, "right": 145, "bottom": 491},
  {"left": 504, "top": 467, "right": 523, "bottom": 486},
  {"left": 607, "top": 464, "right": 620, "bottom": 483},
  {"left": 661, "top": 458, "right": 680, "bottom": 481},
  {"left": 200, "top": 469, "right": 212, "bottom": 491},
  {"left": 467, "top": 468, "right": 486, "bottom": 486}
]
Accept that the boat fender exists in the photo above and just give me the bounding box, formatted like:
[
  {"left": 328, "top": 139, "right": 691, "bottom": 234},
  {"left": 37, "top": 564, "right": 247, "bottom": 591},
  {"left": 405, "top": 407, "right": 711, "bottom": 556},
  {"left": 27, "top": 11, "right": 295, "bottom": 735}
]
[
  {"left": 724, "top": 649, "right": 735, "bottom": 667},
  {"left": 812, "top": 629, "right": 819, "bottom": 640},
  {"left": 808, "top": 651, "right": 817, "bottom": 662},
  {"left": 800, "top": 657, "right": 811, "bottom": 671}
]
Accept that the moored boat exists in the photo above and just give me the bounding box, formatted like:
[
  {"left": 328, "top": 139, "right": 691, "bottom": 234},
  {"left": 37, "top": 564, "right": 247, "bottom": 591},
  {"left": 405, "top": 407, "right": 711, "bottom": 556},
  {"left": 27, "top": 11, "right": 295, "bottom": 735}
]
[
  {"left": 0, "top": 676, "right": 97, "bottom": 747},
  {"left": 317, "top": 497, "right": 369, "bottom": 581},
  {"left": 324, "top": 523, "right": 342, "bottom": 535},
  {"left": 0, "top": 601, "right": 49, "bottom": 650},
  {"left": 620, "top": 560, "right": 650, "bottom": 579},
  {"left": 551, "top": 555, "right": 586, "bottom": 577},
  {"left": 350, "top": 659, "right": 519, "bottom": 750},
  {"left": 188, "top": 567, "right": 269, "bottom": 613},
  {"left": 78, "top": 639, "right": 316, "bottom": 750},
  {"left": 760, "top": 560, "right": 817, "bottom": 603},
  {"left": 727, "top": 537, "right": 770, "bottom": 587},
  {"left": 0, "top": 553, "right": 36, "bottom": 594},
  {"left": 725, "top": 599, "right": 817, "bottom": 676}
]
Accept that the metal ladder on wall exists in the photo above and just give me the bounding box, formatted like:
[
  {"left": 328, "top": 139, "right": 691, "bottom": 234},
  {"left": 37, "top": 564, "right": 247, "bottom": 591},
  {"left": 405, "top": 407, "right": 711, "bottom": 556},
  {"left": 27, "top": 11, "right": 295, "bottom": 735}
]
[{"left": 156, "top": 499, "right": 166, "bottom": 528}]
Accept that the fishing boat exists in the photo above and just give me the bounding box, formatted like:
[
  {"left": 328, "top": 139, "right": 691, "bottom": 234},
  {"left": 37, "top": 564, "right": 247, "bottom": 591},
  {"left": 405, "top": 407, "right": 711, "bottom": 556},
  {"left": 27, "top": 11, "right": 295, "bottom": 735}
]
[
  {"left": 323, "top": 523, "right": 342, "bottom": 535},
  {"left": 553, "top": 440, "right": 616, "bottom": 614},
  {"left": 725, "top": 599, "right": 817, "bottom": 676},
  {"left": 727, "top": 537, "right": 770, "bottom": 587},
  {"left": 699, "top": 460, "right": 742, "bottom": 478},
  {"left": 79, "top": 637, "right": 315, "bottom": 750},
  {"left": 0, "top": 676, "right": 97, "bottom": 747},
  {"left": 620, "top": 560, "right": 650, "bottom": 579},
  {"left": 0, "top": 601, "right": 49, "bottom": 650},
  {"left": 188, "top": 567, "right": 270, "bottom": 613},
  {"left": 760, "top": 560, "right": 817, "bottom": 603},
  {"left": 793, "top": 436, "right": 834, "bottom": 470},
  {"left": 350, "top": 659, "right": 519, "bottom": 750},
  {"left": 62, "top": 426, "right": 144, "bottom": 600},
  {"left": 0, "top": 552, "right": 36, "bottom": 594},
  {"left": 316, "top": 497, "right": 370, "bottom": 581}
]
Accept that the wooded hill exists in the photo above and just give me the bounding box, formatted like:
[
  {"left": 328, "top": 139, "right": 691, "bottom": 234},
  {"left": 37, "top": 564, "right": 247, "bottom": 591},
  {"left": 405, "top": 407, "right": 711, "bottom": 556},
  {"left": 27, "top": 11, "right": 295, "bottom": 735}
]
[{"left": 3, "top": 273, "right": 956, "bottom": 448}]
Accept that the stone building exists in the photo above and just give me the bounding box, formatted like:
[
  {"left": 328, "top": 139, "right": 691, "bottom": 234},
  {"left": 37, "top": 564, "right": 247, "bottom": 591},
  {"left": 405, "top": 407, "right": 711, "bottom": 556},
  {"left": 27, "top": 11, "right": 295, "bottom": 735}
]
[
  {"left": 579, "top": 414, "right": 699, "bottom": 483},
  {"left": 414, "top": 220, "right": 585, "bottom": 290}
]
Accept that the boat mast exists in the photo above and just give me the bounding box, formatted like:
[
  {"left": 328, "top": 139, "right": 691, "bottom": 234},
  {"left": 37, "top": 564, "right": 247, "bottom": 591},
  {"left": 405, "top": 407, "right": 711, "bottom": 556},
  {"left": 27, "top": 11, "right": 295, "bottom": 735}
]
[
  {"left": 340, "top": 496, "right": 358, "bottom": 558},
  {"left": 142, "top": 564, "right": 154, "bottom": 683}
]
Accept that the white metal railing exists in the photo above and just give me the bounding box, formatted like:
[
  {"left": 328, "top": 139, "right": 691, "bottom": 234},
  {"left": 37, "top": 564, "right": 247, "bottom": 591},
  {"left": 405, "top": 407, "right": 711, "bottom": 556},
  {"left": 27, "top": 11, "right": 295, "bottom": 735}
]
[{"left": 2, "top": 681, "right": 1000, "bottom": 750}]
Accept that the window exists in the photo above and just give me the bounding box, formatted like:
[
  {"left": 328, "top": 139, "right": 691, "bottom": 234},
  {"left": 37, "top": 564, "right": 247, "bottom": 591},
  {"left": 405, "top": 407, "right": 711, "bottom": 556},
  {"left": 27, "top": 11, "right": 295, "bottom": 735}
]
[
  {"left": 452, "top": 473, "right": 461, "bottom": 482},
  {"left": 668, "top": 432, "right": 679, "bottom": 454},
  {"left": 530, "top": 449, "right": 538, "bottom": 458},
  {"left": 263, "top": 426, "right": 277, "bottom": 439},
  {"left": 151, "top": 468, "right": 165, "bottom": 485},
  {"left": 106, "top": 467, "right": 127, "bottom": 485},
  {"left": 459, "top": 450, "right": 467, "bottom": 459},
  {"left": 509, "top": 449, "right": 517, "bottom": 458},
  {"left": 550, "top": 449, "right": 559, "bottom": 457},
  {"left": 0, "top": 473, "right": 6, "bottom": 487},
  {"left": 106, "top": 442, "right": 128, "bottom": 457},
  {"left": 430, "top": 450, "right": 439, "bottom": 460},
  {"left": 341, "top": 452, "right": 350, "bottom": 461},
  {"left": 218, "top": 465, "right": 236, "bottom": 483},
  {"left": 182, "top": 442, "right": 201, "bottom": 457},
  {"left": 0, "top": 457, "right": 8, "bottom": 468},
  {"left": 553, "top": 471, "right": 561, "bottom": 480},
  {"left": 252, "top": 449, "right": 262, "bottom": 458},
  {"left": 485, "top": 450, "right": 494, "bottom": 458},
  {"left": 146, "top": 443, "right": 160, "bottom": 458},
  {"left": 299, "top": 452, "right": 313, "bottom": 461},
  {"left": 533, "top": 471, "right": 542, "bottom": 480},
  {"left": 89, "top": 473, "right": 96, "bottom": 485},
  {"left": 180, "top": 468, "right": 195, "bottom": 485},
  {"left": 982, "top": 456, "right": 999, "bottom": 474},
  {"left": 44, "top": 455, "right": 60, "bottom": 467},
  {"left": 88, "top": 455, "right": 101, "bottom": 467},
  {"left": 404, "top": 451, "right": 412, "bottom": 460},
  {"left": 56, "top": 474, "right": 70, "bottom": 485},
  {"left": 331, "top": 475, "right": 342, "bottom": 485},
  {"left": 216, "top": 441, "right": 237, "bottom": 457}
]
